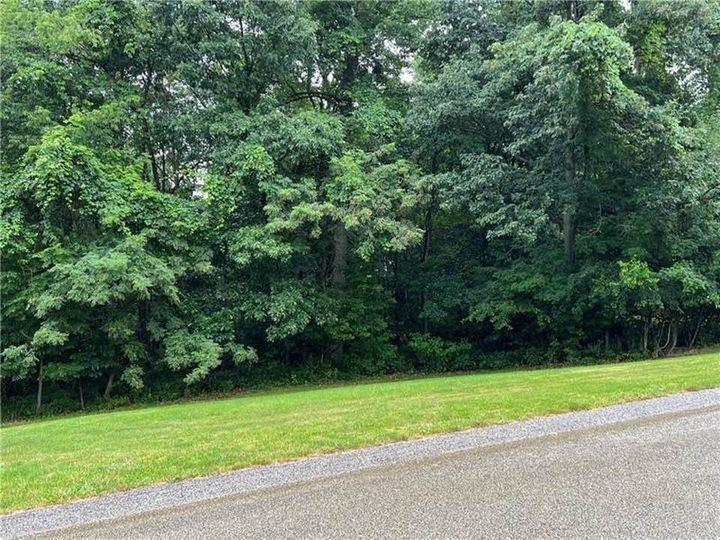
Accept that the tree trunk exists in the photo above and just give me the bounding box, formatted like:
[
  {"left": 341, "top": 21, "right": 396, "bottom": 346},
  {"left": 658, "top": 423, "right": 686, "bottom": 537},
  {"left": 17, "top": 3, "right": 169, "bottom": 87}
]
[
  {"left": 562, "top": 210, "right": 576, "bottom": 264},
  {"left": 642, "top": 319, "right": 650, "bottom": 352},
  {"left": 563, "top": 136, "right": 577, "bottom": 265},
  {"left": 604, "top": 330, "right": 610, "bottom": 354},
  {"left": 567, "top": 0, "right": 578, "bottom": 20},
  {"left": 656, "top": 321, "right": 672, "bottom": 356},
  {"left": 331, "top": 223, "right": 347, "bottom": 288},
  {"left": 79, "top": 380, "right": 84, "bottom": 410},
  {"left": 421, "top": 196, "right": 434, "bottom": 264},
  {"left": 668, "top": 324, "right": 678, "bottom": 355},
  {"left": 36, "top": 359, "right": 44, "bottom": 414},
  {"left": 104, "top": 372, "right": 115, "bottom": 400},
  {"left": 331, "top": 223, "right": 348, "bottom": 361},
  {"left": 419, "top": 191, "right": 435, "bottom": 332},
  {"left": 689, "top": 316, "right": 704, "bottom": 349}
]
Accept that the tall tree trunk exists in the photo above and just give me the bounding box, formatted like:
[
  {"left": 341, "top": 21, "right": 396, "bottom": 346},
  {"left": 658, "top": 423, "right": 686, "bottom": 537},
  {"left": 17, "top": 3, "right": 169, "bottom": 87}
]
[
  {"left": 689, "top": 316, "right": 704, "bottom": 349},
  {"left": 79, "top": 380, "right": 85, "bottom": 410},
  {"left": 656, "top": 321, "right": 672, "bottom": 356},
  {"left": 149, "top": 145, "right": 161, "bottom": 190},
  {"left": 331, "top": 222, "right": 348, "bottom": 360},
  {"left": 567, "top": 0, "right": 578, "bottom": 20},
  {"left": 642, "top": 318, "right": 650, "bottom": 353},
  {"left": 36, "top": 359, "right": 44, "bottom": 414},
  {"left": 104, "top": 372, "right": 115, "bottom": 400},
  {"left": 421, "top": 195, "right": 434, "bottom": 264},
  {"left": 563, "top": 208, "right": 576, "bottom": 264},
  {"left": 668, "top": 324, "right": 678, "bottom": 355},
  {"left": 331, "top": 223, "right": 347, "bottom": 288},
  {"left": 563, "top": 133, "right": 577, "bottom": 265},
  {"left": 419, "top": 190, "right": 435, "bottom": 332}
]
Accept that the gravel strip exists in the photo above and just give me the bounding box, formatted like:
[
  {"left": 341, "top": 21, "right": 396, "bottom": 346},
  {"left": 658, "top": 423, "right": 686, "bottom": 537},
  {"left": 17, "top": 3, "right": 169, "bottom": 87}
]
[{"left": 4, "top": 388, "right": 720, "bottom": 539}]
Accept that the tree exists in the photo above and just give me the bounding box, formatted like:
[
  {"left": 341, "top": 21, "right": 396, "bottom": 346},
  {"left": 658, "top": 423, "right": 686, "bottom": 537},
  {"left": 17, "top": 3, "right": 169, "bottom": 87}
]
[{"left": 1, "top": 0, "right": 718, "bottom": 418}]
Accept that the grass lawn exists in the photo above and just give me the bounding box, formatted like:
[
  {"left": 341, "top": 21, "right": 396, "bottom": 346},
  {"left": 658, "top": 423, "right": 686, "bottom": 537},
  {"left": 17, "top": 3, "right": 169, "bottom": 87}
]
[{"left": 2, "top": 352, "right": 720, "bottom": 513}]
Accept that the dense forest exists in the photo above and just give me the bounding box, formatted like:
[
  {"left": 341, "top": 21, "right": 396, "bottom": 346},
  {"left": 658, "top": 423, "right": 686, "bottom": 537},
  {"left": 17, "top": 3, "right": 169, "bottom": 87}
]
[{"left": 2, "top": 0, "right": 719, "bottom": 418}]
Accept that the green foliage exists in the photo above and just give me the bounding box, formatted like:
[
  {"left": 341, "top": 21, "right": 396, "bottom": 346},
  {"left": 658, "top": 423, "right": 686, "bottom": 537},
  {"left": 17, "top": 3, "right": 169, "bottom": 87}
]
[
  {"left": 2, "top": 345, "right": 39, "bottom": 381},
  {"left": 407, "top": 333, "right": 473, "bottom": 372},
  {"left": 1, "top": 0, "right": 719, "bottom": 417},
  {"left": 163, "top": 331, "right": 222, "bottom": 385}
]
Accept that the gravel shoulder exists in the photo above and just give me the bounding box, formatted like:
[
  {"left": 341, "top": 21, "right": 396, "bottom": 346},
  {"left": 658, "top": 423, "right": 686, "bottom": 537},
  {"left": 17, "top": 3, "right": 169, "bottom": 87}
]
[{"left": 3, "top": 388, "right": 719, "bottom": 539}]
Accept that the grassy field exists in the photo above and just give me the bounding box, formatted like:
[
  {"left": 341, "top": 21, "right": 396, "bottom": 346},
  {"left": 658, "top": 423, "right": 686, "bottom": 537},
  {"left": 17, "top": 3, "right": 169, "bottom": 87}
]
[{"left": 2, "top": 352, "right": 719, "bottom": 513}]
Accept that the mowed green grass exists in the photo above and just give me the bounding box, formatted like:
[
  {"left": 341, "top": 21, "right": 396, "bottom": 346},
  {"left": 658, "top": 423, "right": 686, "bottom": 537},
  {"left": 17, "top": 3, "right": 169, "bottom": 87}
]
[{"left": 3, "top": 352, "right": 720, "bottom": 513}]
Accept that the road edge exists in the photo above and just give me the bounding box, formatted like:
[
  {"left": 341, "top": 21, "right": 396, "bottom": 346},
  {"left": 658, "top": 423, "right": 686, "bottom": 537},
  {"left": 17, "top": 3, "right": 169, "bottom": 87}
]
[{"left": 4, "top": 387, "right": 720, "bottom": 538}]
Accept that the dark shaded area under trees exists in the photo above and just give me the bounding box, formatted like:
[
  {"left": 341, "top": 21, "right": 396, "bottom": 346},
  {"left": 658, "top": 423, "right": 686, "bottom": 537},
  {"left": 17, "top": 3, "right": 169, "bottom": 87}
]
[{"left": 2, "top": 0, "right": 719, "bottom": 419}]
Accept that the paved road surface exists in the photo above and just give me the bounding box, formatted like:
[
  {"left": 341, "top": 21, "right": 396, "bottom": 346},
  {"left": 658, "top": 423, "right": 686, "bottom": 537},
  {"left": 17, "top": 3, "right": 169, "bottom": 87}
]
[{"left": 33, "top": 404, "right": 720, "bottom": 539}]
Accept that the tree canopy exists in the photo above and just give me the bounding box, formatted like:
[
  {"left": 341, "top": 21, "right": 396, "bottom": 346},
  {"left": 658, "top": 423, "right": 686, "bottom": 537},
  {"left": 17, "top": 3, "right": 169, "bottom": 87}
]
[{"left": 2, "top": 0, "right": 719, "bottom": 418}]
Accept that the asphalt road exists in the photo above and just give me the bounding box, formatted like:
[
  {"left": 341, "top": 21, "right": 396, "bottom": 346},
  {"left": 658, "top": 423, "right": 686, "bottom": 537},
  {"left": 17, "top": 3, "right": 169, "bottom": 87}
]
[{"left": 34, "top": 404, "right": 720, "bottom": 539}]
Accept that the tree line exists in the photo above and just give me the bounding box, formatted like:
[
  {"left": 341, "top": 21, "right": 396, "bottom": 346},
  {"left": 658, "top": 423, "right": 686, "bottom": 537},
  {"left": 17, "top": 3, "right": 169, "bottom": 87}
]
[{"left": 2, "top": 0, "right": 719, "bottom": 418}]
